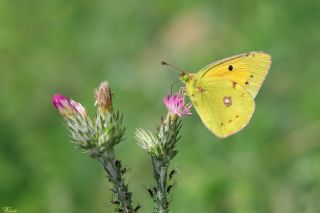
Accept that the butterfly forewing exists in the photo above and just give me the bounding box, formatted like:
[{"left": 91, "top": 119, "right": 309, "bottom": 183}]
[{"left": 197, "top": 51, "right": 271, "bottom": 98}]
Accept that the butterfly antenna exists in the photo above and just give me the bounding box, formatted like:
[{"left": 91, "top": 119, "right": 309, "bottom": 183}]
[{"left": 161, "top": 61, "right": 185, "bottom": 74}]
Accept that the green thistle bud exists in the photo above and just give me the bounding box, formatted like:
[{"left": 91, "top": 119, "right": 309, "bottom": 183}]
[
  {"left": 96, "top": 111, "right": 125, "bottom": 152},
  {"left": 94, "top": 81, "right": 125, "bottom": 152},
  {"left": 135, "top": 128, "right": 162, "bottom": 157}
]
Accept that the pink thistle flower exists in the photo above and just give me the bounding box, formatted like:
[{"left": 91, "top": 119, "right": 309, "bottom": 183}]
[
  {"left": 163, "top": 93, "right": 192, "bottom": 117},
  {"left": 52, "top": 94, "right": 69, "bottom": 109},
  {"left": 52, "top": 94, "right": 87, "bottom": 118}
]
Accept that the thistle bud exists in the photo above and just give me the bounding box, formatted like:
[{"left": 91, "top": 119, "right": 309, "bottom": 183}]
[
  {"left": 135, "top": 128, "right": 161, "bottom": 156},
  {"left": 94, "top": 82, "right": 125, "bottom": 152},
  {"left": 52, "top": 94, "right": 87, "bottom": 118},
  {"left": 52, "top": 94, "right": 93, "bottom": 149},
  {"left": 95, "top": 81, "right": 112, "bottom": 113}
]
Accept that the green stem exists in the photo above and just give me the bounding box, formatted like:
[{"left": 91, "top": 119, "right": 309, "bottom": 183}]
[
  {"left": 152, "top": 156, "right": 170, "bottom": 213},
  {"left": 99, "top": 148, "right": 135, "bottom": 213},
  {"left": 149, "top": 115, "right": 181, "bottom": 213}
]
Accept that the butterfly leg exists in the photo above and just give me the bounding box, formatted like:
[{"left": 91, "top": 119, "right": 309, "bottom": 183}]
[{"left": 178, "top": 87, "right": 187, "bottom": 96}]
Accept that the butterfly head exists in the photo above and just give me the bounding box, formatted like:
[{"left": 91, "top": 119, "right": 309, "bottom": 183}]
[
  {"left": 179, "top": 72, "right": 194, "bottom": 83},
  {"left": 161, "top": 61, "right": 192, "bottom": 83}
]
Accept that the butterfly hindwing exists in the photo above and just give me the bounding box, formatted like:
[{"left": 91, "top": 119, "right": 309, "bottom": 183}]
[
  {"left": 197, "top": 51, "right": 271, "bottom": 98},
  {"left": 186, "top": 76, "right": 255, "bottom": 138}
]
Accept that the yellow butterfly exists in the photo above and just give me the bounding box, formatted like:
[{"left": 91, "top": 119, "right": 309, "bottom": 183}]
[{"left": 165, "top": 51, "right": 272, "bottom": 138}]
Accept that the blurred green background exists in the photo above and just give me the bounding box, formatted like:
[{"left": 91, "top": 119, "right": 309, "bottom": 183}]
[{"left": 1, "top": 0, "right": 320, "bottom": 212}]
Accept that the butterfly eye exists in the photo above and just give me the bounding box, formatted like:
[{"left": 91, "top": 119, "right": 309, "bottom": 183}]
[
  {"left": 183, "top": 75, "right": 189, "bottom": 81},
  {"left": 228, "top": 65, "right": 233, "bottom": 71}
]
